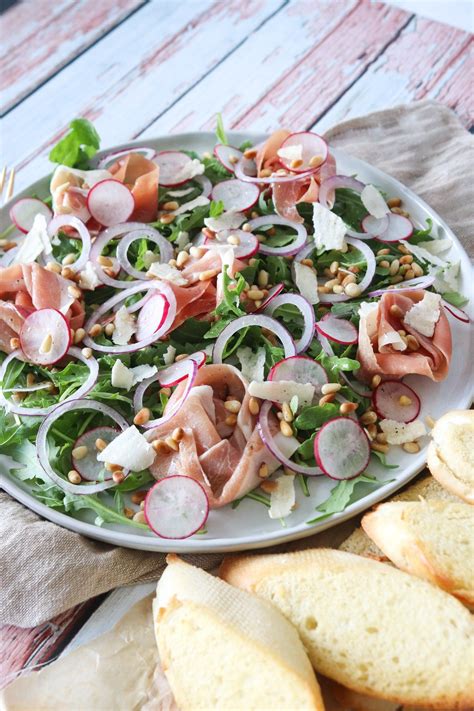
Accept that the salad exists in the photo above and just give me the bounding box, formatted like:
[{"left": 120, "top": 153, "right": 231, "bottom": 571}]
[{"left": 0, "top": 117, "right": 469, "bottom": 540}]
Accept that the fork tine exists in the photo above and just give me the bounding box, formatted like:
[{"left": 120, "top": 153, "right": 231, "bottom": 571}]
[
  {"left": 0, "top": 166, "right": 6, "bottom": 194},
  {"left": 5, "top": 167, "right": 15, "bottom": 202}
]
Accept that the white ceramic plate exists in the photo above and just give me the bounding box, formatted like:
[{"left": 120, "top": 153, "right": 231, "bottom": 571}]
[{"left": 0, "top": 132, "right": 472, "bottom": 552}]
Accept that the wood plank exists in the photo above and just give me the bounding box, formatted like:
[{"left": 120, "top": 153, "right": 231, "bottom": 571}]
[
  {"left": 0, "top": 0, "right": 145, "bottom": 114},
  {"left": 140, "top": 0, "right": 359, "bottom": 138},
  {"left": 0, "top": 597, "right": 104, "bottom": 688},
  {"left": 3, "top": 0, "right": 282, "bottom": 195},
  {"left": 314, "top": 15, "right": 473, "bottom": 133}
]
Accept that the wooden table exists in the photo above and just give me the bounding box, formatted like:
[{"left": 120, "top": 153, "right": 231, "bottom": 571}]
[{"left": 1, "top": 0, "right": 472, "bottom": 687}]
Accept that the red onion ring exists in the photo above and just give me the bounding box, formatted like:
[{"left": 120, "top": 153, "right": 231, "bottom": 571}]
[
  {"left": 317, "top": 333, "right": 372, "bottom": 398},
  {"left": 264, "top": 293, "right": 315, "bottom": 353},
  {"left": 0, "top": 347, "right": 99, "bottom": 417},
  {"left": 46, "top": 215, "right": 91, "bottom": 272},
  {"left": 258, "top": 400, "right": 322, "bottom": 476},
  {"left": 213, "top": 314, "right": 297, "bottom": 364},
  {"left": 82, "top": 281, "right": 177, "bottom": 354},
  {"left": 318, "top": 175, "right": 365, "bottom": 210},
  {"left": 116, "top": 228, "right": 174, "bottom": 280},
  {"left": 37, "top": 399, "right": 130, "bottom": 495},
  {"left": 246, "top": 215, "right": 307, "bottom": 256},
  {"left": 194, "top": 174, "right": 212, "bottom": 198},
  {"left": 318, "top": 238, "right": 376, "bottom": 303},
  {"left": 135, "top": 360, "right": 198, "bottom": 430},
  {"left": 367, "top": 275, "right": 435, "bottom": 297},
  {"left": 442, "top": 301, "right": 471, "bottom": 324}
]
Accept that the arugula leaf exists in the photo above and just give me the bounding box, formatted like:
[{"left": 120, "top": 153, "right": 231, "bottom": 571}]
[
  {"left": 409, "top": 218, "right": 433, "bottom": 243},
  {"left": 264, "top": 255, "right": 291, "bottom": 285},
  {"left": 209, "top": 199, "right": 224, "bottom": 218},
  {"left": 215, "top": 270, "right": 246, "bottom": 318},
  {"left": 202, "top": 156, "right": 230, "bottom": 184},
  {"left": 442, "top": 291, "right": 468, "bottom": 307},
  {"left": 215, "top": 113, "right": 228, "bottom": 145},
  {"left": 306, "top": 474, "right": 381, "bottom": 523},
  {"left": 294, "top": 403, "right": 340, "bottom": 431},
  {"left": 317, "top": 351, "right": 360, "bottom": 379},
  {"left": 332, "top": 188, "right": 366, "bottom": 230},
  {"left": 49, "top": 118, "right": 100, "bottom": 168},
  {"left": 371, "top": 450, "right": 399, "bottom": 469},
  {"left": 63, "top": 493, "right": 148, "bottom": 529}
]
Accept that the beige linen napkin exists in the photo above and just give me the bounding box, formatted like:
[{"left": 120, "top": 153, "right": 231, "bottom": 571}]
[{"left": 1, "top": 100, "right": 472, "bottom": 629}]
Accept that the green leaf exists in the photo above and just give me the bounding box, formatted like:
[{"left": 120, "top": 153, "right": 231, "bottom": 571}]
[
  {"left": 209, "top": 199, "right": 224, "bottom": 218},
  {"left": 215, "top": 113, "right": 228, "bottom": 145},
  {"left": 294, "top": 403, "right": 339, "bottom": 431},
  {"left": 306, "top": 474, "right": 381, "bottom": 523},
  {"left": 264, "top": 255, "right": 291, "bottom": 285},
  {"left": 441, "top": 291, "right": 468, "bottom": 307},
  {"left": 63, "top": 493, "right": 148, "bottom": 529},
  {"left": 331, "top": 188, "right": 367, "bottom": 230},
  {"left": 317, "top": 351, "right": 360, "bottom": 379},
  {"left": 49, "top": 118, "right": 101, "bottom": 168},
  {"left": 370, "top": 451, "right": 399, "bottom": 469},
  {"left": 215, "top": 269, "right": 246, "bottom": 318}
]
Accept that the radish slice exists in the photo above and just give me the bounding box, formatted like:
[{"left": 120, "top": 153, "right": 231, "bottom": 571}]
[
  {"left": 372, "top": 380, "right": 421, "bottom": 423},
  {"left": 315, "top": 313, "right": 358, "bottom": 345},
  {"left": 314, "top": 417, "right": 371, "bottom": 480},
  {"left": 269, "top": 355, "right": 328, "bottom": 391},
  {"left": 20, "top": 309, "right": 71, "bottom": 365},
  {"left": 9, "top": 198, "right": 52, "bottom": 234},
  {"left": 135, "top": 293, "right": 170, "bottom": 341},
  {"left": 211, "top": 179, "right": 259, "bottom": 212},
  {"left": 263, "top": 293, "right": 315, "bottom": 353},
  {"left": 134, "top": 360, "right": 198, "bottom": 429},
  {"left": 97, "top": 147, "right": 156, "bottom": 170},
  {"left": 144, "top": 476, "right": 209, "bottom": 539},
  {"left": 246, "top": 215, "right": 307, "bottom": 256},
  {"left": 375, "top": 213, "right": 413, "bottom": 242},
  {"left": 87, "top": 179, "right": 135, "bottom": 227},
  {"left": 46, "top": 215, "right": 92, "bottom": 273},
  {"left": 154, "top": 151, "right": 196, "bottom": 187},
  {"left": 72, "top": 426, "right": 119, "bottom": 481},
  {"left": 442, "top": 301, "right": 470, "bottom": 324},
  {"left": 213, "top": 314, "right": 296, "bottom": 364},
  {"left": 234, "top": 155, "right": 315, "bottom": 185},
  {"left": 158, "top": 353, "right": 205, "bottom": 387},
  {"left": 278, "top": 131, "right": 328, "bottom": 173},
  {"left": 214, "top": 144, "right": 243, "bottom": 173},
  {"left": 204, "top": 229, "right": 258, "bottom": 259},
  {"left": 255, "top": 283, "right": 285, "bottom": 312},
  {"left": 362, "top": 214, "right": 389, "bottom": 237}
]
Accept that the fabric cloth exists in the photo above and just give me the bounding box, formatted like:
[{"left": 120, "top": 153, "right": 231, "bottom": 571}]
[{"left": 1, "top": 101, "right": 472, "bottom": 628}]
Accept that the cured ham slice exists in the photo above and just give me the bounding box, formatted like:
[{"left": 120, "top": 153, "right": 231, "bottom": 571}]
[
  {"left": 149, "top": 364, "right": 281, "bottom": 508},
  {"left": 0, "top": 263, "right": 85, "bottom": 352},
  {"left": 357, "top": 290, "right": 452, "bottom": 382},
  {"left": 109, "top": 153, "right": 159, "bottom": 222},
  {"left": 163, "top": 280, "right": 216, "bottom": 333},
  {"left": 256, "top": 128, "right": 290, "bottom": 174}
]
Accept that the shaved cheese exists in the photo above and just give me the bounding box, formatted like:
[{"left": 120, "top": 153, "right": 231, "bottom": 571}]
[
  {"left": 142, "top": 250, "right": 160, "bottom": 269},
  {"left": 163, "top": 345, "right": 176, "bottom": 365},
  {"left": 112, "top": 306, "right": 136, "bottom": 346},
  {"left": 405, "top": 242, "right": 447, "bottom": 267},
  {"left": 429, "top": 261, "right": 460, "bottom": 294},
  {"left": 166, "top": 187, "right": 195, "bottom": 198},
  {"left": 173, "top": 195, "right": 209, "bottom": 216},
  {"left": 131, "top": 364, "right": 158, "bottom": 383},
  {"left": 176, "top": 231, "right": 190, "bottom": 250},
  {"left": 111, "top": 360, "right": 157, "bottom": 390},
  {"left": 236, "top": 346, "right": 266, "bottom": 382},
  {"left": 277, "top": 144, "right": 303, "bottom": 162},
  {"left": 361, "top": 185, "right": 389, "bottom": 219},
  {"left": 147, "top": 262, "right": 188, "bottom": 286},
  {"left": 380, "top": 419, "right": 427, "bottom": 445},
  {"left": 248, "top": 380, "right": 315, "bottom": 409},
  {"left": 204, "top": 212, "right": 245, "bottom": 232},
  {"left": 404, "top": 291, "right": 441, "bottom": 337},
  {"left": 313, "top": 203, "right": 347, "bottom": 252},
  {"left": 13, "top": 214, "right": 53, "bottom": 264},
  {"left": 172, "top": 158, "right": 204, "bottom": 184},
  {"left": 79, "top": 261, "right": 101, "bottom": 291},
  {"left": 272, "top": 431, "right": 300, "bottom": 460},
  {"left": 293, "top": 262, "right": 319, "bottom": 305},
  {"left": 419, "top": 238, "right": 452, "bottom": 255},
  {"left": 379, "top": 330, "right": 407, "bottom": 352},
  {"left": 97, "top": 426, "right": 155, "bottom": 471},
  {"left": 269, "top": 474, "right": 296, "bottom": 519}
]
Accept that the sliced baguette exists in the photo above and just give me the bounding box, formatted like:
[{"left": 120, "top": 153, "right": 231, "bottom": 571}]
[
  {"left": 220, "top": 548, "right": 474, "bottom": 709},
  {"left": 427, "top": 410, "right": 474, "bottom": 504},
  {"left": 362, "top": 500, "right": 474, "bottom": 606},
  {"left": 154, "top": 555, "right": 324, "bottom": 711}
]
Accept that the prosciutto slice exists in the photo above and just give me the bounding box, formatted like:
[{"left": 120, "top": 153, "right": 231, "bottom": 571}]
[
  {"left": 109, "top": 153, "right": 159, "bottom": 222},
  {"left": 357, "top": 290, "right": 452, "bottom": 382},
  {"left": 148, "top": 364, "right": 282, "bottom": 508},
  {"left": 0, "top": 263, "right": 85, "bottom": 352}
]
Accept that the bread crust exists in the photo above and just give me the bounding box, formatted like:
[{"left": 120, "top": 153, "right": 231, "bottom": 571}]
[{"left": 427, "top": 440, "right": 474, "bottom": 504}]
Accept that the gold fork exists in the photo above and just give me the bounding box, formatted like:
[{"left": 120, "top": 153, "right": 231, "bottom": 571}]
[{"left": 0, "top": 166, "right": 15, "bottom": 205}]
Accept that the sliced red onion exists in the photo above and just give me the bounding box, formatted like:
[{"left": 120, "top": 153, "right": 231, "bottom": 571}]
[
  {"left": 264, "top": 293, "right": 315, "bottom": 353},
  {"left": 294, "top": 242, "right": 315, "bottom": 263},
  {"left": 319, "top": 175, "right": 365, "bottom": 210},
  {"left": 318, "top": 237, "right": 376, "bottom": 303},
  {"left": 246, "top": 215, "right": 307, "bottom": 256},
  {"left": 97, "top": 147, "right": 156, "bottom": 170},
  {"left": 368, "top": 275, "right": 435, "bottom": 297},
  {"left": 135, "top": 359, "right": 198, "bottom": 429},
  {"left": 0, "top": 346, "right": 99, "bottom": 417},
  {"left": 37, "top": 399, "right": 130, "bottom": 495},
  {"left": 234, "top": 156, "right": 315, "bottom": 185},
  {"left": 258, "top": 400, "right": 322, "bottom": 476},
  {"left": 255, "top": 283, "right": 285, "bottom": 312},
  {"left": 82, "top": 281, "right": 176, "bottom": 354},
  {"left": 442, "top": 301, "right": 470, "bottom": 323},
  {"left": 46, "top": 215, "right": 91, "bottom": 272},
  {"left": 317, "top": 334, "right": 371, "bottom": 398},
  {"left": 194, "top": 174, "right": 212, "bottom": 198},
  {"left": 116, "top": 228, "right": 174, "bottom": 279},
  {"left": 213, "top": 314, "right": 296, "bottom": 364}
]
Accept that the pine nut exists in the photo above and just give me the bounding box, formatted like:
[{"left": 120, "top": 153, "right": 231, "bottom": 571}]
[
  {"left": 404, "top": 269, "right": 415, "bottom": 280},
  {"left": 88, "top": 324, "right": 102, "bottom": 338},
  {"left": 371, "top": 374, "right": 382, "bottom": 388},
  {"left": 321, "top": 383, "right": 342, "bottom": 395},
  {"left": 330, "top": 261, "right": 339, "bottom": 274},
  {"left": 97, "top": 255, "right": 113, "bottom": 267},
  {"left": 26, "top": 373, "right": 36, "bottom": 387},
  {"left": 105, "top": 462, "right": 122, "bottom": 473},
  {"left": 152, "top": 439, "right": 170, "bottom": 454},
  {"left": 301, "top": 258, "right": 314, "bottom": 267},
  {"left": 377, "top": 248, "right": 390, "bottom": 256},
  {"left": 105, "top": 323, "right": 115, "bottom": 336},
  {"left": 376, "top": 432, "right": 388, "bottom": 444},
  {"left": 309, "top": 154, "right": 323, "bottom": 168},
  {"left": 95, "top": 438, "right": 107, "bottom": 451},
  {"left": 176, "top": 250, "right": 190, "bottom": 267},
  {"left": 227, "top": 234, "right": 240, "bottom": 246},
  {"left": 318, "top": 286, "right": 331, "bottom": 293},
  {"left": 81, "top": 347, "right": 93, "bottom": 359},
  {"left": 257, "top": 270, "right": 269, "bottom": 288},
  {"left": 280, "top": 420, "right": 293, "bottom": 437},
  {"left": 160, "top": 213, "right": 175, "bottom": 225},
  {"left": 371, "top": 442, "right": 389, "bottom": 454},
  {"left": 367, "top": 423, "right": 378, "bottom": 439},
  {"left": 389, "top": 259, "right": 400, "bottom": 276},
  {"left": 259, "top": 480, "right": 277, "bottom": 493},
  {"left": 242, "top": 223, "right": 251, "bottom": 232},
  {"left": 46, "top": 262, "right": 62, "bottom": 274},
  {"left": 10, "top": 337, "right": 20, "bottom": 350},
  {"left": 164, "top": 436, "right": 179, "bottom": 452},
  {"left": 399, "top": 395, "right": 412, "bottom": 407},
  {"left": 290, "top": 158, "right": 303, "bottom": 169},
  {"left": 249, "top": 397, "right": 260, "bottom": 416},
  {"left": 123, "top": 507, "right": 134, "bottom": 518},
  {"left": 174, "top": 354, "right": 188, "bottom": 362},
  {"left": 134, "top": 407, "right": 151, "bottom": 426},
  {"left": 340, "top": 401, "right": 357, "bottom": 415},
  {"left": 258, "top": 462, "right": 269, "bottom": 478},
  {"left": 61, "top": 267, "right": 75, "bottom": 280},
  {"left": 172, "top": 427, "right": 184, "bottom": 442},
  {"left": 412, "top": 262, "right": 423, "bottom": 277},
  {"left": 399, "top": 255, "right": 413, "bottom": 265},
  {"left": 67, "top": 470, "right": 81, "bottom": 484},
  {"left": 68, "top": 285, "right": 82, "bottom": 299},
  {"left": 163, "top": 201, "right": 179, "bottom": 211},
  {"left": 426, "top": 415, "right": 436, "bottom": 429},
  {"left": 282, "top": 402, "right": 294, "bottom": 423},
  {"left": 224, "top": 400, "right": 241, "bottom": 414},
  {"left": 74, "top": 327, "right": 85, "bottom": 344},
  {"left": 361, "top": 411, "right": 377, "bottom": 425},
  {"left": 379, "top": 260, "right": 390, "bottom": 269},
  {"left": 389, "top": 304, "right": 404, "bottom": 319},
  {"left": 72, "top": 445, "right": 88, "bottom": 460},
  {"left": 344, "top": 282, "right": 361, "bottom": 298},
  {"left": 189, "top": 246, "right": 204, "bottom": 259},
  {"left": 225, "top": 414, "right": 237, "bottom": 426},
  {"left": 40, "top": 334, "right": 52, "bottom": 354},
  {"left": 319, "top": 393, "right": 335, "bottom": 406},
  {"left": 244, "top": 149, "right": 257, "bottom": 160},
  {"left": 62, "top": 253, "right": 76, "bottom": 266},
  {"left": 406, "top": 335, "right": 419, "bottom": 351},
  {"left": 132, "top": 510, "right": 146, "bottom": 524},
  {"left": 387, "top": 197, "right": 401, "bottom": 208},
  {"left": 390, "top": 275, "right": 404, "bottom": 284},
  {"left": 168, "top": 259, "right": 178, "bottom": 268},
  {"left": 159, "top": 387, "right": 171, "bottom": 397},
  {"left": 397, "top": 243, "right": 410, "bottom": 254},
  {"left": 112, "top": 470, "right": 125, "bottom": 484},
  {"left": 342, "top": 274, "right": 356, "bottom": 287},
  {"left": 247, "top": 289, "right": 265, "bottom": 300},
  {"left": 391, "top": 207, "right": 409, "bottom": 217},
  {"left": 131, "top": 491, "right": 148, "bottom": 505},
  {"left": 199, "top": 269, "right": 219, "bottom": 281},
  {"left": 333, "top": 285, "right": 344, "bottom": 294},
  {"left": 403, "top": 442, "right": 420, "bottom": 454},
  {"left": 324, "top": 278, "right": 339, "bottom": 289}
]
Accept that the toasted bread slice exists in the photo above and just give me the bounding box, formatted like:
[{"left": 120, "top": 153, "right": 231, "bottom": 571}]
[
  {"left": 154, "top": 555, "right": 324, "bottom": 711},
  {"left": 362, "top": 500, "right": 474, "bottom": 606},
  {"left": 427, "top": 410, "right": 474, "bottom": 504},
  {"left": 220, "top": 548, "right": 474, "bottom": 709}
]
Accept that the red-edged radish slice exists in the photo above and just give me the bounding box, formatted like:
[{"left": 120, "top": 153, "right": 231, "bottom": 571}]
[
  {"left": 361, "top": 214, "right": 389, "bottom": 237},
  {"left": 19, "top": 308, "right": 71, "bottom": 365},
  {"left": 211, "top": 179, "right": 259, "bottom": 212},
  {"left": 135, "top": 293, "right": 170, "bottom": 342},
  {"left": 9, "top": 198, "right": 52, "bottom": 234},
  {"left": 214, "top": 144, "right": 243, "bottom": 173},
  {"left": 315, "top": 313, "right": 358, "bottom": 345},
  {"left": 255, "top": 283, "right": 285, "bottom": 312},
  {"left": 375, "top": 213, "right": 413, "bottom": 242},
  {"left": 442, "top": 301, "right": 470, "bottom": 324},
  {"left": 97, "top": 147, "right": 156, "bottom": 170},
  {"left": 278, "top": 131, "right": 328, "bottom": 173},
  {"left": 72, "top": 426, "right": 119, "bottom": 481},
  {"left": 87, "top": 180, "right": 135, "bottom": 227},
  {"left": 158, "top": 353, "right": 204, "bottom": 388},
  {"left": 269, "top": 355, "right": 328, "bottom": 390},
  {"left": 154, "top": 151, "right": 194, "bottom": 187},
  {"left": 314, "top": 417, "right": 371, "bottom": 480},
  {"left": 144, "top": 476, "right": 209, "bottom": 539},
  {"left": 372, "top": 380, "right": 421, "bottom": 423},
  {"left": 205, "top": 228, "right": 259, "bottom": 259}
]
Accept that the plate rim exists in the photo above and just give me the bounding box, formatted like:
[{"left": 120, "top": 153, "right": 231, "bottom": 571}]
[{"left": 1, "top": 131, "right": 472, "bottom": 553}]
